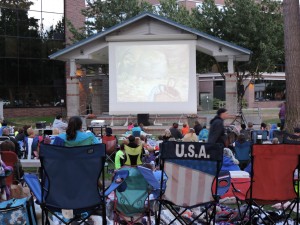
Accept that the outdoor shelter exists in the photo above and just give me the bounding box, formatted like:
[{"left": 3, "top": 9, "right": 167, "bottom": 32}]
[{"left": 49, "top": 12, "right": 251, "bottom": 117}]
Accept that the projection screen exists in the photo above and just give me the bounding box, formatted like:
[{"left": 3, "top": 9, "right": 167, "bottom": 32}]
[{"left": 109, "top": 41, "right": 197, "bottom": 115}]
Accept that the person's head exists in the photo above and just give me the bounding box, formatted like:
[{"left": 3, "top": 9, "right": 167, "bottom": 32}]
[
  {"left": 1, "top": 120, "right": 7, "bottom": 126},
  {"left": 194, "top": 120, "right": 200, "bottom": 125},
  {"left": 272, "top": 137, "right": 279, "bottom": 144},
  {"left": 217, "top": 108, "right": 228, "bottom": 120},
  {"left": 105, "top": 127, "right": 113, "bottom": 136},
  {"left": 294, "top": 127, "right": 300, "bottom": 136},
  {"left": 66, "top": 116, "right": 82, "bottom": 141},
  {"left": 237, "top": 134, "right": 246, "bottom": 143},
  {"left": 128, "top": 135, "right": 135, "bottom": 143},
  {"left": 241, "top": 124, "right": 246, "bottom": 130},
  {"left": 27, "top": 128, "right": 35, "bottom": 137},
  {"left": 52, "top": 128, "right": 60, "bottom": 135},
  {"left": 224, "top": 148, "right": 239, "bottom": 164},
  {"left": 56, "top": 114, "right": 63, "bottom": 120},
  {"left": 247, "top": 122, "right": 253, "bottom": 128},
  {"left": 189, "top": 128, "right": 195, "bottom": 133},
  {"left": 2, "top": 128, "right": 10, "bottom": 136},
  {"left": 18, "top": 128, "right": 24, "bottom": 134},
  {"left": 0, "top": 140, "right": 15, "bottom": 151},
  {"left": 261, "top": 122, "right": 267, "bottom": 130},
  {"left": 183, "top": 123, "right": 187, "bottom": 128},
  {"left": 203, "top": 125, "right": 207, "bottom": 129},
  {"left": 164, "top": 129, "right": 171, "bottom": 137},
  {"left": 172, "top": 123, "right": 179, "bottom": 129},
  {"left": 23, "top": 125, "right": 31, "bottom": 136},
  {"left": 133, "top": 123, "right": 138, "bottom": 127}
]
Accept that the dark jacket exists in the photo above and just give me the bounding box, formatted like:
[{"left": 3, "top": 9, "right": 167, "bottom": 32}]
[
  {"left": 169, "top": 127, "right": 183, "bottom": 140},
  {"left": 208, "top": 115, "right": 226, "bottom": 145},
  {"left": 194, "top": 124, "right": 203, "bottom": 136}
]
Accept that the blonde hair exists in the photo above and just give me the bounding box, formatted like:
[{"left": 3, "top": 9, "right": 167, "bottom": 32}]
[{"left": 224, "top": 148, "right": 239, "bottom": 165}]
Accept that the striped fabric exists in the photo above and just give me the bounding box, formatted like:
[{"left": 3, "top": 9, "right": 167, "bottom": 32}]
[{"left": 163, "top": 161, "right": 214, "bottom": 207}]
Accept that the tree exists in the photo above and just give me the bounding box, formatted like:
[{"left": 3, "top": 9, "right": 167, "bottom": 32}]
[
  {"left": 191, "top": 0, "right": 284, "bottom": 116},
  {"left": 67, "top": 0, "right": 153, "bottom": 42},
  {"left": 283, "top": 0, "right": 300, "bottom": 132}
]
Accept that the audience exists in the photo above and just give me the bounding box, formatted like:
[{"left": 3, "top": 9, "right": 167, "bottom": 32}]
[
  {"left": 193, "top": 120, "right": 202, "bottom": 136},
  {"left": 181, "top": 123, "right": 189, "bottom": 136},
  {"left": 198, "top": 125, "right": 209, "bottom": 142},
  {"left": 1, "top": 128, "right": 21, "bottom": 158},
  {"left": 182, "top": 128, "right": 199, "bottom": 142},
  {"left": 123, "top": 135, "right": 143, "bottom": 166},
  {"left": 169, "top": 122, "right": 183, "bottom": 140},
  {"left": 52, "top": 114, "right": 68, "bottom": 133},
  {"left": 221, "top": 148, "right": 241, "bottom": 172},
  {"left": 55, "top": 116, "right": 100, "bottom": 147}
]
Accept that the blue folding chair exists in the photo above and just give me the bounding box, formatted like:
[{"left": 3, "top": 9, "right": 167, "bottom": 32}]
[
  {"left": 234, "top": 141, "right": 252, "bottom": 170},
  {"left": 251, "top": 130, "right": 268, "bottom": 143},
  {"left": 23, "top": 143, "right": 107, "bottom": 225}
]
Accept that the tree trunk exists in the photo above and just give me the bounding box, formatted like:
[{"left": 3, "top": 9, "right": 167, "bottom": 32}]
[{"left": 283, "top": 0, "right": 300, "bottom": 132}]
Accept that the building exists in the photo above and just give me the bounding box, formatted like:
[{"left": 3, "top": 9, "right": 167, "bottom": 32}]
[{"left": 1, "top": 0, "right": 85, "bottom": 118}]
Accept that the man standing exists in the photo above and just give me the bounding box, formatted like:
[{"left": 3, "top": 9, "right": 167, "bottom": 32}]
[{"left": 208, "top": 108, "right": 229, "bottom": 146}]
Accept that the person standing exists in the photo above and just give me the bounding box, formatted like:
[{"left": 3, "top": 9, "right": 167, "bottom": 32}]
[
  {"left": 208, "top": 108, "right": 229, "bottom": 146},
  {"left": 278, "top": 102, "right": 286, "bottom": 130}
]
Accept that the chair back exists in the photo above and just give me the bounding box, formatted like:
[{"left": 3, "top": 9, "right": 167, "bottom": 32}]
[
  {"left": 159, "top": 141, "right": 223, "bottom": 207},
  {"left": 234, "top": 141, "right": 252, "bottom": 161},
  {"left": 246, "top": 144, "right": 300, "bottom": 202},
  {"left": 251, "top": 130, "right": 268, "bottom": 143},
  {"left": 0, "top": 136, "right": 10, "bottom": 144},
  {"left": 116, "top": 167, "right": 149, "bottom": 216},
  {"left": 39, "top": 143, "right": 106, "bottom": 210},
  {"left": 102, "top": 136, "right": 117, "bottom": 155},
  {"left": 1, "top": 151, "right": 18, "bottom": 186}
]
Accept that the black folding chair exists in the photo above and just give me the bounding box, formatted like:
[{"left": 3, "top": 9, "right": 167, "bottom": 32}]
[
  {"left": 156, "top": 142, "right": 226, "bottom": 225},
  {"left": 24, "top": 143, "right": 107, "bottom": 225}
]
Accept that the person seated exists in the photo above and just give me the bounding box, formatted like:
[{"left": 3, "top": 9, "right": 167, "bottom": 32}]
[
  {"left": 162, "top": 129, "right": 175, "bottom": 142},
  {"left": 123, "top": 135, "right": 143, "bottom": 166},
  {"left": 140, "top": 135, "right": 156, "bottom": 163},
  {"left": 169, "top": 122, "right": 183, "bottom": 140},
  {"left": 55, "top": 116, "right": 100, "bottom": 147},
  {"left": 193, "top": 120, "right": 202, "bottom": 136},
  {"left": 0, "top": 120, "right": 7, "bottom": 136},
  {"left": 52, "top": 114, "right": 68, "bottom": 133},
  {"left": 182, "top": 128, "right": 199, "bottom": 142},
  {"left": 115, "top": 144, "right": 125, "bottom": 170},
  {"left": 131, "top": 123, "right": 142, "bottom": 133},
  {"left": 0, "top": 140, "right": 24, "bottom": 184},
  {"left": 272, "top": 137, "right": 279, "bottom": 144},
  {"left": 221, "top": 148, "right": 241, "bottom": 172},
  {"left": 198, "top": 125, "right": 209, "bottom": 142},
  {"left": 127, "top": 122, "right": 134, "bottom": 131},
  {"left": 181, "top": 123, "right": 189, "bottom": 136},
  {"left": 2, "top": 128, "right": 21, "bottom": 158},
  {"left": 25, "top": 128, "right": 43, "bottom": 159}
]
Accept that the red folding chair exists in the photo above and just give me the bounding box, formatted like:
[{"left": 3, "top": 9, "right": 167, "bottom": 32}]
[
  {"left": 238, "top": 144, "right": 300, "bottom": 224},
  {"left": 1, "top": 151, "right": 19, "bottom": 186}
]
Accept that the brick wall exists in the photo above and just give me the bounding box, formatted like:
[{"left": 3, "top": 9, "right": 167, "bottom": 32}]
[
  {"left": 65, "top": 0, "right": 85, "bottom": 45},
  {"left": 3, "top": 107, "right": 66, "bottom": 118}
]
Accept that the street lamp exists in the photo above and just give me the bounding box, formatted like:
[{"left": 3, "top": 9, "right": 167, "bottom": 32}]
[{"left": 60, "top": 99, "right": 64, "bottom": 116}]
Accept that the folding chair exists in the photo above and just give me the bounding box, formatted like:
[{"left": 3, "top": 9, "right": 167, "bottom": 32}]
[
  {"left": 233, "top": 141, "right": 252, "bottom": 170},
  {"left": 111, "top": 166, "right": 154, "bottom": 225},
  {"left": 0, "top": 136, "right": 9, "bottom": 144},
  {"left": 250, "top": 130, "right": 268, "bottom": 144},
  {"left": 23, "top": 143, "right": 107, "bottom": 225},
  {"left": 238, "top": 144, "right": 300, "bottom": 224},
  {"left": 102, "top": 135, "right": 117, "bottom": 164},
  {"left": 0, "top": 151, "right": 19, "bottom": 186},
  {"left": 156, "top": 141, "right": 225, "bottom": 225}
]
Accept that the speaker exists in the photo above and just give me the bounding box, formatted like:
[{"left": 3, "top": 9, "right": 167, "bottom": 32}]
[{"left": 137, "top": 114, "right": 150, "bottom": 126}]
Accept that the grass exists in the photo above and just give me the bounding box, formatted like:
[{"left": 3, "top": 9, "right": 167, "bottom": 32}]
[{"left": 5, "top": 116, "right": 53, "bottom": 129}]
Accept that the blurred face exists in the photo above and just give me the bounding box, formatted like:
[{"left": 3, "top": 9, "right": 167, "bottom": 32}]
[{"left": 220, "top": 111, "right": 229, "bottom": 120}]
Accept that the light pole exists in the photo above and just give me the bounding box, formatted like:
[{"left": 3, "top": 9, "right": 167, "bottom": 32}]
[{"left": 60, "top": 99, "right": 64, "bottom": 116}]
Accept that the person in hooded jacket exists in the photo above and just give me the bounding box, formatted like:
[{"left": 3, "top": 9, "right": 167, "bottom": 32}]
[{"left": 208, "top": 108, "right": 229, "bottom": 146}]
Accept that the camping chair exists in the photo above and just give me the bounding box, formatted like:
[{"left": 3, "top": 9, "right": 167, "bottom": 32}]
[
  {"left": 156, "top": 141, "right": 225, "bottom": 225},
  {"left": 23, "top": 143, "right": 107, "bottom": 225},
  {"left": 233, "top": 141, "right": 252, "bottom": 170},
  {"left": 237, "top": 144, "right": 300, "bottom": 224},
  {"left": 0, "top": 151, "right": 20, "bottom": 186},
  {"left": 110, "top": 166, "right": 155, "bottom": 225},
  {"left": 102, "top": 135, "right": 117, "bottom": 165},
  {"left": 250, "top": 130, "right": 268, "bottom": 144},
  {"left": 0, "top": 136, "right": 9, "bottom": 144}
]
